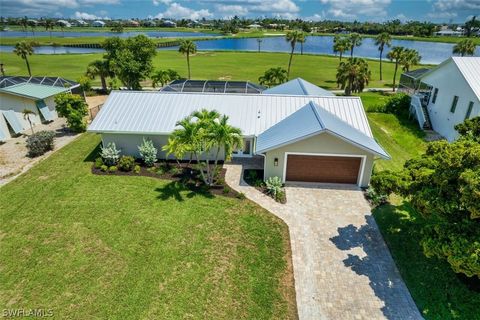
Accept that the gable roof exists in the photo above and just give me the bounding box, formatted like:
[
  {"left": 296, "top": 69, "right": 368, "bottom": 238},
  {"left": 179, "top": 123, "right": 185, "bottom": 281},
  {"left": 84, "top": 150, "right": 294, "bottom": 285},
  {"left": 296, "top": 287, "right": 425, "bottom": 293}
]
[
  {"left": 262, "top": 78, "right": 335, "bottom": 96},
  {"left": 0, "top": 83, "right": 70, "bottom": 100},
  {"left": 256, "top": 102, "right": 390, "bottom": 159},
  {"left": 88, "top": 91, "right": 373, "bottom": 138},
  {"left": 421, "top": 57, "right": 480, "bottom": 101}
]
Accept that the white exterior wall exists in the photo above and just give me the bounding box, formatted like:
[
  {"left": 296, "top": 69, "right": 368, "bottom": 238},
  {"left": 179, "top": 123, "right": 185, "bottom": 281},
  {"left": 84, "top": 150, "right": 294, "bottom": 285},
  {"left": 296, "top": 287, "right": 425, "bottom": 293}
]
[
  {"left": 101, "top": 133, "right": 226, "bottom": 161},
  {"left": 422, "top": 60, "right": 480, "bottom": 141},
  {"left": 0, "top": 112, "right": 10, "bottom": 139}
]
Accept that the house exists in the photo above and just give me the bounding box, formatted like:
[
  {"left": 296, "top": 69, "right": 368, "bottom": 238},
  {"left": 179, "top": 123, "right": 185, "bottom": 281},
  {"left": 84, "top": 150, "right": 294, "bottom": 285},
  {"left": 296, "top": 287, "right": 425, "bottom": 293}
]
[
  {"left": 247, "top": 24, "right": 262, "bottom": 29},
  {"left": 88, "top": 81, "right": 389, "bottom": 187},
  {"left": 92, "top": 20, "right": 106, "bottom": 27},
  {"left": 75, "top": 20, "right": 88, "bottom": 27},
  {"left": 126, "top": 20, "right": 140, "bottom": 27},
  {"left": 263, "top": 78, "right": 336, "bottom": 96},
  {"left": 435, "top": 29, "right": 463, "bottom": 36},
  {"left": 0, "top": 76, "right": 80, "bottom": 141},
  {"left": 406, "top": 57, "right": 480, "bottom": 141},
  {"left": 161, "top": 20, "right": 177, "bottom": 28},
  {"left": 57, "top": 20, "right": 71, "bottom": 28}
]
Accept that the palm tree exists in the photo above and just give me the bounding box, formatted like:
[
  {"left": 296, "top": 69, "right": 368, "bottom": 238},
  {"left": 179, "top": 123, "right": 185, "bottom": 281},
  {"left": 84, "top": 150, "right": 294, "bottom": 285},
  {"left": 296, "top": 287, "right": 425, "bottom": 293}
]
[
  {"left": 348, "top": 33, "right": 362, "bottom": 57},
  {"left": 299, "top": 35, "right": 307, "bottom": 55},
  {"left": 86, "top": 59, "right": 111, "bottom": 92},
  {"left": 151, "top": 69, "right": 172, "bottom": 88},
  {"left": 178, "top": 40, "right": 197, "bottom": 79},
  {"left": 20, "top": 16, "right": 28, "bottom": 34},
  {"left": 285, "top": 30, "right": 305, "bottom": 79},
  {"left": 13, "top": 41, "right": 34, "bottom": 76},
  {"left": 22, "top": 109, "right": 35, "bottom": 134},
  {"left": 44, "top": 18, "right": 55, "bottom": 38},
  {"left": 375, "top": 32, "right": 391, "bottom": 81},
  {"left": 453, "top": 39, "right": 477, "bottom": 57},
  {"left": 336, "top": 58, "right": 371, "bottom": 96},
  {"left": 400, "top": 49, "right": 421, "bottom": 73},
  {"left": 387, "top": 46, "right": 405, "bottom": 92},
  {"left": 257, "top": 38, "right": 263, "bottom": 52},
  {"left": 27, "top": 20, "right": 36, "bottom": 37},
  {"left": 210, "top": 115, "right": 243, "bottom": 167},
  {"left": 333, "top": 35, "right": 349, "bottom": 61},
  {"left": 258, "top": 67, "right": 288, "bottom": 87}
]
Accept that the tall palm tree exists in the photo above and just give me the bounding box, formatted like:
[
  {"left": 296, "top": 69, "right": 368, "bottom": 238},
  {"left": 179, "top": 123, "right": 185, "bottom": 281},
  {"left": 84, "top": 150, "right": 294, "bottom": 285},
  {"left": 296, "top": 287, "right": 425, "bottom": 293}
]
[
  {"left": 453, "top": 39, "right": 477, "bottom": 57},
  {"left": 20, "top": 16, "right": 28, "bottom": 34},
  {"left": 151, "top": 69, "right": 172, "bottom": 88},
  {"left": 22, "top": 109, "right": 35, "bottom": 134},
  {"left": 299, "top": 35, "right": 307, "bottom": 55},
  {"left": 13, "top": 41, "right": 34, "bottom": 76},
  {"left": 348, "top": 33, "right": 362, "bottom": 57},
  {"left": 86, "top": 59, "right": 111, "bottom": 92},
  {"left": 44, "top": 18, "right": 55, "bottom": 38},
  {"left": 178, "top": 40, "right": 197, "bottom": 79},
  {"left": 333, "top": 35, "right": 349, "bottom": 61},
  {"left": 336, "top": 58, "right": 371, "bottom": 96},
  {"left": 258, "top": 67, "right": 288, "bottom": 87},
  {"left": 210, "top": 115, "right": 243, "bottom": 166},
  {"left": 400, "top": 49, "right": 421, "bottom": 73},
  {"left": 387, "top": 46, "right": 405, "bottom": 92},
  {"left": 375, "top": 32, "right": 392, "bottom": 81},
  {"left": 285, "top": 30, "right": 305, "bottom": 79}
]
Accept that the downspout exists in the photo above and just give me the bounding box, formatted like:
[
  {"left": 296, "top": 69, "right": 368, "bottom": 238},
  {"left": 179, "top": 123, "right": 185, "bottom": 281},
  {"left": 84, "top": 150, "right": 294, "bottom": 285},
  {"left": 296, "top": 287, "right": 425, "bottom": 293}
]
[{"left": 252, "top": 136, "right": 267, "bottom": 181}]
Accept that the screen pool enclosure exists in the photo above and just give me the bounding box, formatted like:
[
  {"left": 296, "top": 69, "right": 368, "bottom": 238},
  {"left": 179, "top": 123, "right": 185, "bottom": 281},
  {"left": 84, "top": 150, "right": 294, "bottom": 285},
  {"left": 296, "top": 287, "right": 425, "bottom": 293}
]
[{"left": 160, "top": 80, "right": 266, "bottom": 94}]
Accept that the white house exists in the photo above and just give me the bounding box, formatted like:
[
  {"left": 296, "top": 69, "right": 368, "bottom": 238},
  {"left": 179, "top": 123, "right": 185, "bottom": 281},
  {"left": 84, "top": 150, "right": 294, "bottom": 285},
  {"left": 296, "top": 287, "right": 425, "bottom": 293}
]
[
  {"left": 88, "top": 79, "right": 389, "bottom": 187},
  {"left": 0, "top": 77, "right": 80, "bottom": 141},
  {"left": 408, "top": 57, "right": 480, "bottom": 141},
  {"left": 92, "top": 20, "right": 106, "bottom": 27},
  {"left": 57, "top": 20, "right": 72, "bottom": 28}
]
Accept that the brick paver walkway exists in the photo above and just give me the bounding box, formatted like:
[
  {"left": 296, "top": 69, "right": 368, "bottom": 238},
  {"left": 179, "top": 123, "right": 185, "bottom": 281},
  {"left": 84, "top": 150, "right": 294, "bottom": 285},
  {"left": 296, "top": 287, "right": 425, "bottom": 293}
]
[{"left": 224, "top": 164, "right": 423, "bottom": 320}]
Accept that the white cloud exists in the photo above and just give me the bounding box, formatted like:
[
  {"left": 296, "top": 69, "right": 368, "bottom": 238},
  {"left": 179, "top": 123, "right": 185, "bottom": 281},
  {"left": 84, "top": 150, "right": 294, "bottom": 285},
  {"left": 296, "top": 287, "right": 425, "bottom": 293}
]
[
  {"left": 0, "top": 0, "right": 121, "bottom": 16},
  {"left": 155, "top": 3, "right": 213, "bottom": 20},
  {"left": 216, "top": 4, "right": 249, "bottom": 16},
  {"left": 203, "top": 0, "right": 300, "bottom": 17},
  {"left": 433, "top": 0, "right": 480, "bottom": 11},
  {"left": 251, "top": 0, "right": 300, "bottom": 13},
  {"left": 305, "top": 13, "right": 325, "bottom": 21},
  {"left": 73, "top": 11, "right": 110, "bottom": 20},
  {"left": 153, "top": 0, "right": 171, "bottom": 6},
  {"left": 320, "top": 0, "right": 391, "bottom": 20}
]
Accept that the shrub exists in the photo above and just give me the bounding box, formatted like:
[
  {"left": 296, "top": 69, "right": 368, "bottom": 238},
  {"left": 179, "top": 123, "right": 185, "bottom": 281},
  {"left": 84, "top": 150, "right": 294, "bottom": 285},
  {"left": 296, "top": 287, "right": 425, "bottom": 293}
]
[
  {"left": 370, "top": 170, "right": 403, "bottom": 197},
  {"left": 365, "top": 187, "right": 388, "bottom": 206},
  {"left": 100, "top": 165, "right": 108, "bottom": 172},
  {"left": 275, "top": 190, "right": 286, "bottom": 203},
  {"left": 133, "top": 165, "right": 141, "bottom": 174},
  {"left": 265, "top": 176, "right": 283, "bottom": 198},
  {"left": 54, "top": 93, "right": 88, "bottom": 132},
  {"left": 236, "top": 192, "right": 246, "bottom": 200},
  {"left": 223, "top": 186, "right": 230, "bottom": 194},
  {"left": 100, "top": 142, "right": 121, "bottom": 166},
  {"left": 169, "top": 166, "right": 182, "bottom": 175},
  {"left": 26, "top": 130, "right": 55, "bottom": 157},
  {"left": 138, "top": 138, "right": 157, "bottom": 167},
  {"left": 254, "top": 179, "right": 264, "bottom": 187},
  {"left": 94, "top": 157, "right": 104, "bottom": 169},
  {"left": 246, "top": 170, "right": 257, "bottom": 181},
  {"left": 384, "top": 93, "right": 411, "bottom": 116},
  {"left": 118, "top": 155, "right": 135, "bottom": 172},
  {"left": 109, "top": 166, "right": 117, "bottom": 173}
]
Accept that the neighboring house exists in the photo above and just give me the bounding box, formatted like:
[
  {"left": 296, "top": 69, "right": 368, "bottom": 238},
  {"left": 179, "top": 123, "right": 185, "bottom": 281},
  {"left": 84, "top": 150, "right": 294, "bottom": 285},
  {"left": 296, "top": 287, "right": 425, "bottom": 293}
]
[
  {"left": 247, "top": 24, "right": 262, "bottom": 29},
  {"left": 263, "top": 78, "right": 336, "bottom": 96},
  {"left": 436, "top": 29, "right": 463, "bottom": 36},
  {"left": 57, "top": 20, "right": 71, "bottom": 28},
  {"left": 92, "top": 20, "right": 106, "bottom": 27},
  {"left": 0, "top": 76, "right": 80, "bottom": 141},
  {"left": 126, "top": 20, "right": 140, "bottom": 27},
  {"left": 405, "top": 57, "right": 480, "bottom": 141},
  {"left": 75, "top": 20, "right": 88, "bottom": 27},
  {"left": 162, "top": 20, "right": 177, "bottom": 28},
  {"left": 88, "top": 81, "right": 389, "bottom": 187}
]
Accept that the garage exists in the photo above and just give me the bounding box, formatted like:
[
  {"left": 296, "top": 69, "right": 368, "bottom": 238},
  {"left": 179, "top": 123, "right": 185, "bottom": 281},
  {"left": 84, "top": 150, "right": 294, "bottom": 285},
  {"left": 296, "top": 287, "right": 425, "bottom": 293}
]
[{"left": 285, "top": 154, "right": 363, "bottom": 184}]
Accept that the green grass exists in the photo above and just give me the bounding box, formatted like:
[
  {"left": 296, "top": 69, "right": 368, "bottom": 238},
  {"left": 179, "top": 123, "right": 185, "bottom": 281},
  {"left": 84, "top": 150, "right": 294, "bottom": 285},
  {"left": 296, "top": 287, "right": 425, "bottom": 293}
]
[
  {"left": 0, "top": 50, "right": 405, "bottom": 89},
  {"left": 0, "top": 134, "right": 297, "bottom": 319},
  {"left": 373, "top": 195, "right": 480, "bottom": 319}
]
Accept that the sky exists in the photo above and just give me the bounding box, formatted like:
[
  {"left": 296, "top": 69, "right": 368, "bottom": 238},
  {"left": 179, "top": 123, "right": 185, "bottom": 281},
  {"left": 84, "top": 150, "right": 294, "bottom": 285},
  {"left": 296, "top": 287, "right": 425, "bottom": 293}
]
[{"left": 0, "top": 0, "right": 478, "bottom": 23}]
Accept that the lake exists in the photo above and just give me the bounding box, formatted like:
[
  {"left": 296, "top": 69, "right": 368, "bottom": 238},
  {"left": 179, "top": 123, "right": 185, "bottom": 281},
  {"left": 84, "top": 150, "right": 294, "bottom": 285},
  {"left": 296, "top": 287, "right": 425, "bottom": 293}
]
[{"left": 1, "top": 35, "right": 478, "bottom": 64}]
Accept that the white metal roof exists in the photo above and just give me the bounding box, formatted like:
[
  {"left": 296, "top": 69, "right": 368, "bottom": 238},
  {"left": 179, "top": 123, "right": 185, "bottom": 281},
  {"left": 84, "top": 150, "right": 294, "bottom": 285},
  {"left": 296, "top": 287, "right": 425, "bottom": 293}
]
[
  {"left": 263, "top": 78, "right": 335, "bottom": 96},
  {"left": 88, "top": 91, "right": 373, "bottom": 138},
  {"left": 452, "top": 57, "right": 480, "bottom": 101},
  {"left": 256, "top": 102, "right": 389, "bottom": 158}
]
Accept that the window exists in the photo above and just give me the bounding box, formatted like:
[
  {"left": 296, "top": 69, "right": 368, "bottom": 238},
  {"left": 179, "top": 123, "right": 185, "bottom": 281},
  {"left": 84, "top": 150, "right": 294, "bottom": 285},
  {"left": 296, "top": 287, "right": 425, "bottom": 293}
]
[
  {"left": 465, "top": 101, "right": 474, "bottom": 120},
  {"left": 431, "top": 88, "right": 438, "bottom": 104},
  {"left": 450, "top": 96, "right": 459, "bottom": 113}
]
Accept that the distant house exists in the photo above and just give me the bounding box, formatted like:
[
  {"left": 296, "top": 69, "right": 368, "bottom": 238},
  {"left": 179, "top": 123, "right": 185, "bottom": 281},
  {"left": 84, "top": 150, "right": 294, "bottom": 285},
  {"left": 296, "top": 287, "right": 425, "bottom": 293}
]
[
  {"left": 57, "top": 20, "right": 71, "bottom": 28},
  {"left": 126, "top": 20, "right": 140, "bottom": 27},
  {"left": 405, "top": 57, "right": 480, "bottom": 141},
  {"left": 0, "top": 77, "right": 80, "bottom": 141},
  {"left": 92, "top": 20, "right": 106, "bottom": 27},
  {"left": 144, "top": 20, "right": 157, "bottom": 27},
  {"left": 161, "top": 20, "right": 176, "bottom": 28},
  {"left": 88, "top": 78, "right": 389, "bottom": 187},
  {"left": 247, "top": 24, "right": 262, "bottom": 29},
  {"left": 436, "top": 29, "right": 463, "bottom": 36},
  {"left": 75, "top": 19, "right": 88, "bottom": 27},
  {"left": 27, "top": 19, "right": 38, "bottom": 26}
]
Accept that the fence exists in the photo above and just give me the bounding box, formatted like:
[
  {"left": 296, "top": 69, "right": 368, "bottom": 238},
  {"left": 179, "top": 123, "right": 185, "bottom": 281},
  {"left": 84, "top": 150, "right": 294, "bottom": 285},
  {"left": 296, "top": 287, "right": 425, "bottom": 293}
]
[{"left": 88, "top": 104, "right": 103, "bottom": 121}]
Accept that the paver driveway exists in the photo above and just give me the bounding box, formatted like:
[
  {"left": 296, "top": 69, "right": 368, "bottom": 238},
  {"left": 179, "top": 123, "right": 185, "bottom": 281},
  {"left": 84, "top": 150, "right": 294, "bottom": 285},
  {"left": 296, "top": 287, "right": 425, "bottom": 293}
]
[{"left": 225, "top": 164, "right": 423, "bottom": 320}]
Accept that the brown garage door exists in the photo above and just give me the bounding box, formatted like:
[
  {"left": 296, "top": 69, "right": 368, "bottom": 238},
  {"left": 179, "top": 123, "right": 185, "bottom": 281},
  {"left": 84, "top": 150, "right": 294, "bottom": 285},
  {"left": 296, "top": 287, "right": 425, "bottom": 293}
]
[{"left": 286, "top": 155, "right": 362, "bottom": 184}]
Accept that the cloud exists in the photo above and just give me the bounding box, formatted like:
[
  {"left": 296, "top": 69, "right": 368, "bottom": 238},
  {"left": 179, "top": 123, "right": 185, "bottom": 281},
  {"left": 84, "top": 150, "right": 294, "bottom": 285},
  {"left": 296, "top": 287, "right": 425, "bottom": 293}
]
[
  {"left": 155, "top": 2, "right": 213, "bottom": 20},
  {"left": 320, "top": 0, "right": 391, "bottom": 20},
  {"left": 305, "top": 13, "right": 325, "bottom": 21},
  {"left": 216, "top": 4, "right": 249, "bottom": 16},
  {"left": 73, "top": 11, "right": 110, "bottom": 20},
  {"left": 0, "top": 0, "right": 120, "bottom": 16},
  {"left": 153, "top": 0, "right": 171, "bottom": 6},
  {"left": 433, "top": 0, "right": 480, "bottom": 11},
  {"left": 201, "top": 0, "right": 299, "bottom": 17}
]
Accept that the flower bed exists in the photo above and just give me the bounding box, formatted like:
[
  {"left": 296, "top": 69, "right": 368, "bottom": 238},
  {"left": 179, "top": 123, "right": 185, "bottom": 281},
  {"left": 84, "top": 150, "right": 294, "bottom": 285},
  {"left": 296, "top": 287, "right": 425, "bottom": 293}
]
[{"left": 243, "top": 169, "right": 287, "bottom": 204}]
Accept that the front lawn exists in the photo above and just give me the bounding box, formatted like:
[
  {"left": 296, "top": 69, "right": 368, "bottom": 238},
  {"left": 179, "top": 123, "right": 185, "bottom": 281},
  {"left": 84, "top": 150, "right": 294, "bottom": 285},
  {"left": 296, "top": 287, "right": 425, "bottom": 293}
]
[{"left": 0, "top": 134, "right": 297, "bottom": 319}]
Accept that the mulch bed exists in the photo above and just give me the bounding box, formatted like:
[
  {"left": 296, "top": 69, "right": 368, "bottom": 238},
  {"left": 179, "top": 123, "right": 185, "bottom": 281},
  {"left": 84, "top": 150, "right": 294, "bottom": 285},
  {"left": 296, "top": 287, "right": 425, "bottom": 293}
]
[
  {"left": 92, "top": 161, "right": 242, "bottom": 199},
  {"left": 243, "top": 169, "right": 287, "bottom": 204}
]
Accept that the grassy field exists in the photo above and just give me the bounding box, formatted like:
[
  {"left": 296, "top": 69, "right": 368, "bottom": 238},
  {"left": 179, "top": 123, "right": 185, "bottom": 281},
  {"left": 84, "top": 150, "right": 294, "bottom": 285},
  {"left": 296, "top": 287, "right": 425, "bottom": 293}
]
[
  {"left": 0, "top": 134, "right": 297, "bottom": 319},
  {"left": 0, "top": 50, "right": 403, "bottom": 89}
]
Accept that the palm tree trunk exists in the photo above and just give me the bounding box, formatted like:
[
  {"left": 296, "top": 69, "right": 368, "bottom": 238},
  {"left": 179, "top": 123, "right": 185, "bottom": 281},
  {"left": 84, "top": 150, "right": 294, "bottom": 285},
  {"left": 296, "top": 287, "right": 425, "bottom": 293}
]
[
  {"left": 350, "top": 46, "right": 354, "bottom": 58},
  {"left": 287, "top": 45, "right": 294, "bottom": 80},
  {"left": 187, "top": 53, "right": 191, "bottom": 79},
  {"left": 301, "top": 42, "right": 303, "bottom": 55},
  {"left": 28, "top": 118, "right": 34, "bottom": 134},
  {"left": 194, "top": 153, "right": 208, "bottom": 185},
  {"left": 379, "top": 48, "right": 383, "bottom": 81},
  {"left": 392, "top": 62, "right": 398, "bottom": 92},
  {"left": 339, "top": 51, "right": 343, "bottom": 61},
  {"left": 25, "top": 56, "right": 31, "bottom": 76},
  {"left": 100, "top": 75, "right": 107, "bottom": 92}
]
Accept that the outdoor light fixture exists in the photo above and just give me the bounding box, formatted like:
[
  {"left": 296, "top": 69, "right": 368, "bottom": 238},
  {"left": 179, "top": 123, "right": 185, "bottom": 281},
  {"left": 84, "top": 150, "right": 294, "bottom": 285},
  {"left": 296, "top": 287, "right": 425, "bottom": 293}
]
[{"left": 274, "top": 158, "right": 278, "bottom": 166}]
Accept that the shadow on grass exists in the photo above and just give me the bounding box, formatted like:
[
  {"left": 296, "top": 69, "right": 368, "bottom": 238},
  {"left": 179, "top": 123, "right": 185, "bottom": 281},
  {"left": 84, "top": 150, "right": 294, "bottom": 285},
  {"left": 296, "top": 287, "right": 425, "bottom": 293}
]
[
  {"left": 330, "top": 214, "right": 423, "bottom": 319},
  {"left": 155, "top": 181, "right": 214, "bottom": 202},
  {"left": 83, "top": 142, "right": 102, "bottom": 163}
]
